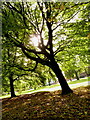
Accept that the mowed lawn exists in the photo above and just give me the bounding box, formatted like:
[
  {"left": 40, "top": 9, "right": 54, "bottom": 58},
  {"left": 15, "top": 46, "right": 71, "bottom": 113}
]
[
  {"left": 2, "top": 85, "right": 90, "bottom": 120},
  {"left": 1, "top": 77, "right": 90, "bottom": 99}
]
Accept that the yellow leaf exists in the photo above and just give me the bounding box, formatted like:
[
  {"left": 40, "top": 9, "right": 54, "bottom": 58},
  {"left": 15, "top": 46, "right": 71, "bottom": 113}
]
[
  {"left": 60, "top": 4, "right": 65, "bottom": 10},
  {"left": 87, "top": 33, "right": 90, "bottom": 39}
]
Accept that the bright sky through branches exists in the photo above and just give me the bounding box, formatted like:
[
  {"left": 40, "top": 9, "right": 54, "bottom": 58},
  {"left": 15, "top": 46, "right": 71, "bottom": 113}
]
[{"left": 31, "top": 35, "right": 40, "bottom": 47}]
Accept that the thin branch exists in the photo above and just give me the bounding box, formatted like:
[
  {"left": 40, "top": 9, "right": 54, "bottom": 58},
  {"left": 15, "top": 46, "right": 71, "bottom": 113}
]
[
  {"left": 37, "top": 2, "right": 47, "bottom": 22},
  {"left": 8, "top": 33, "right": 45, "bottom": 55},
  {"left": 12, "top": 61, "right": 38, "bottom": 72},
  {"left": 13, "top": 73, "right": 29, "bottom": 81},
  {"left": 54, "top": 40, "right": 72, "bottom": 56},
  {"left": 53, "top": 9, "right": 80, "bottom": 31},
  {"left": 53, "top": 2, "right": 89, "bottom": 31},
  {"left": 34, "top": 6, "right": 40, "bottom": 33},
  {"left": 39, "top": 17, "right": 44, "bottom": 39},
  {"left": 3, "top": 2, "right": 22, "bottom": 14}
]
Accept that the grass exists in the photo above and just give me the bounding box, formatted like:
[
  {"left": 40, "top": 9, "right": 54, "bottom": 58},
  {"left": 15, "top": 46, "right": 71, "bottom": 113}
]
[
  {"left": 1, "top": 77, "right": 89, "bottom": 98},
  {"left": 68, "top": 77, "right": 90, "bottom": 84},
  {"left": 2, "top": 85, "right": 90, "bottom": 120}
]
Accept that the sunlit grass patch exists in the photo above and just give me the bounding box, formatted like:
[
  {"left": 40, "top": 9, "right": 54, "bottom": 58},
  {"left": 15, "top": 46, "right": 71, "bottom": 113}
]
[{"left": 68, "top": 77, "right": 89, "bottom": 84}]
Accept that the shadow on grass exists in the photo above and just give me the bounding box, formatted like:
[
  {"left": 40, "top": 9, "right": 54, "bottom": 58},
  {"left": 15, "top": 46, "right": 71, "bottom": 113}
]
[{"left": 2, "top": 86, "right": 89, "bottom": 120}]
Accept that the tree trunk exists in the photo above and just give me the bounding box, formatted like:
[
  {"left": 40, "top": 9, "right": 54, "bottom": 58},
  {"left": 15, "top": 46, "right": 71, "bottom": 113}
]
[
  {"left": 9, "top": 75, "right": 16, "bottom": 98},
  {"left": 74, "top": 70, "right": 79, "bottom": 80},
  {"left": 84, "top": 68, "right": 89, "bottom": 77},
  {"left": 48, "top": 79, "right": 51, "bottom": 86},
  {"left": 40, "top": 79, "right": 46, "bottom": 86},
  {"left": 50, "top": 60, "right": 73, "bottom": 95}
]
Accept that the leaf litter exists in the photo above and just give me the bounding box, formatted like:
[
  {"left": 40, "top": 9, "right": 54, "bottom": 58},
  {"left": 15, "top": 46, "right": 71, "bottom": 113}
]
[{"left": 2, "top": 86, "right": 90, "bottom": 120}]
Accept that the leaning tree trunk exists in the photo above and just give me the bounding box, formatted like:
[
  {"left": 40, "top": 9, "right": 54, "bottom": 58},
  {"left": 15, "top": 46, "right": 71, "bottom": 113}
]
[
  {"left": 50, "top": 59, "right": 73, "bottom": 95},
  {"left": 9, "top": 75, "right": 16, "bottom": 97}
]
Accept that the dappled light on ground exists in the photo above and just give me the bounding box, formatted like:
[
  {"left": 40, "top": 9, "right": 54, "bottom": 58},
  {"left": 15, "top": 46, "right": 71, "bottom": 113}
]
[{"left": 2, "top": 86, "right": 90, "bottom": 120}]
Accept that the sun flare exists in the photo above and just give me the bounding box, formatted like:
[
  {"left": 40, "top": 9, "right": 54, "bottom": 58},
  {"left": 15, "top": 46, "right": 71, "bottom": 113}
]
[{"left": 31, "top": 35, "right": 40, "bottom": 47}]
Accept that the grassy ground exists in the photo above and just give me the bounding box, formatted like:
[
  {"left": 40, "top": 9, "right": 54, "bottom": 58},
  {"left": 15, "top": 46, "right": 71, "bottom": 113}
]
[
  {"left": 68, "top": 77, "right": 90, "bottom": 84},
  {"left": 1, "top": 77, "right": 89, "bottom": 98},
  {"left": 1, "top": 85, "right": 90, "bottom": 120}
]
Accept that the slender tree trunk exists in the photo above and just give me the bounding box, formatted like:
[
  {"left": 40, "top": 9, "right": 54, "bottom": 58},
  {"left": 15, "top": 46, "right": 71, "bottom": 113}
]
[
  {"left": 84, "top": 68, "right": 89, "bottom": 77},
  {"left": 48, "top": 79, "right": 51, "bottom": 86},
  {"left": 9, "top": 75, "right": 16, "bottom": 97},
  {"left": 50, "top": 60, "right": 73, "bottom": 95},
  {"left": 74, "top": 70, "right": 79, "bottom": 80},
  {"left": 41, "top": 79, "right": 46, "bottom": 86}
]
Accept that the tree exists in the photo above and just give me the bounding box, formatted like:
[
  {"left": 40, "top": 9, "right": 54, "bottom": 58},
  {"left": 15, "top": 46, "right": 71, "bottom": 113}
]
[
  {"left": 2, "top": 38, "right": 50, "bottom": 96},
  {"left": 2, "top": 40, "right": 17, "bottom": 97},
  {"left": 2, "top": 2, "right": 89, "bottom": 95},
  {"left": 61, "top": 56, "right": 82, "bottom": 80},
  {"left": 2, "top": 37, "right": 36, "bottom": 97}
]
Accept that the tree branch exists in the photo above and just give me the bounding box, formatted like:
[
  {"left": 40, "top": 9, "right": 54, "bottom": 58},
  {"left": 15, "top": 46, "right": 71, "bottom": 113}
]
[
  {"left": 54, "top": 40, "right": 72, "bottom": 56},
  {"left": 13, "top": 73, "right": 29, "bottom": 81},
  {"left": 53, "top": 9, "right": 80, "bottom": 31},
  {"left": 12, "top": 61, "right": 38, "bottom": 72},
  {"left": 21, "top": 48, "right": 51, "bottom": 66},
  {"left": 37, "top": 2, "right": 47, "bottom": 22}
]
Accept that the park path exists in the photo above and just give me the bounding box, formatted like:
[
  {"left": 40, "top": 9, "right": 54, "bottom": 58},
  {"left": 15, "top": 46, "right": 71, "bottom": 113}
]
[
  {"left": 27, "top": 81, "right": 90, "bottom": 94},
  {"left": 1, "top": 81, "right": 90, "bottom": 98}
]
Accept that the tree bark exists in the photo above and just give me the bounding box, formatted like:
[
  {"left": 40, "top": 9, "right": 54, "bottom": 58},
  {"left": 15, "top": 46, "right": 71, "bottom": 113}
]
[
  {"left": 74, "top": 70, "right": 79, "bottom": 80},
  {"left": 50, "top": 59, "right": 73, "bottom": 95},
  {"left": 70, "top": 78, "right": 72, "bottom": 81},
  {"left": 48, "top": 79, "right": 51, "bottom": 86},
  {"left": 84, "top": 68, "right": 89, "bottom": 77},
  {"left": 9, "top": 75, "right": 16, "bottom": 97}
]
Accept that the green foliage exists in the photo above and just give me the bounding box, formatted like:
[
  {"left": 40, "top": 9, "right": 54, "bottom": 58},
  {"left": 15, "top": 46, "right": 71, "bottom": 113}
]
[
  {"left": 2, "top": 2, "right": 90, "bottom": 95},
  {"left": 61, "top": 55, "right": 88, "bottom": 80}
]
